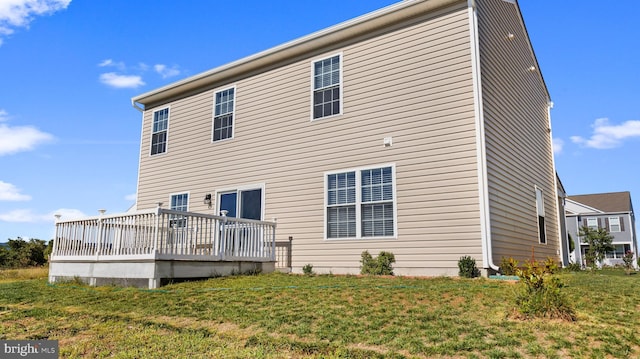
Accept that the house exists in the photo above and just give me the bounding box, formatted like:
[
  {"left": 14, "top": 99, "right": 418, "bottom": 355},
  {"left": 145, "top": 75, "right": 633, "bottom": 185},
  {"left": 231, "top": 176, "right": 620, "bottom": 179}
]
[
  {"left": 565, "top": 192, "right": 637, "bottom": 267},
  {"left": 49, "top": 0, "right": 563, "bottom": 287}
]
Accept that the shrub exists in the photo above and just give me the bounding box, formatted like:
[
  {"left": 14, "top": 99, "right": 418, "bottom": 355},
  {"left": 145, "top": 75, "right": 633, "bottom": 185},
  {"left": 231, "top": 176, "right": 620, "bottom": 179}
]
[
  {"left": 458, "top": 256, "right": 480, "bottom": 278},
  {"left": 543, "top": 257, "right": 559, "bottom": 274},
  {"left": 622, "top": 251, "right": 634, "bottom": 275},
  {"left": 565, "top": 262, "right": 582, "bottom": 272},
  {"left": 500, "top": 257, "right": 519, "bottom": 276},
  {"left": 514, "top": 259, "right": 575, "bottom": 321},
  {"left": 302, "top": 264, "right": 314, "bottom": 276},
  {"left": 360, "top": 251, "right": 395, "bottom": 276}
]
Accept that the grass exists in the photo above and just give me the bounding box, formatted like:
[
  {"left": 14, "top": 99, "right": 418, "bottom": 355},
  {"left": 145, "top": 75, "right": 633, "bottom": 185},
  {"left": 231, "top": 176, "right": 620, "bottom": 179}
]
[{"left": 0, "top": 268, "right": 639, "bottom": 358}]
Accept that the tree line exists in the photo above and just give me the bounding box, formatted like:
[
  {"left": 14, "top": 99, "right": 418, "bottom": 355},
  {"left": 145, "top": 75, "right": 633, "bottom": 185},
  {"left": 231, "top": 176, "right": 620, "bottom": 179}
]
[{"left": 0, "top": 238, "right": 52, "bottom": 268}]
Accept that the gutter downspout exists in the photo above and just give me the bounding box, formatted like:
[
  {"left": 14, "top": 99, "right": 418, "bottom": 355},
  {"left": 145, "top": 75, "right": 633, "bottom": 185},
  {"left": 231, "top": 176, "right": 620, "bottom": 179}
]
[{"left": 468, "top": 0, "right": 499, "bottom": 272}]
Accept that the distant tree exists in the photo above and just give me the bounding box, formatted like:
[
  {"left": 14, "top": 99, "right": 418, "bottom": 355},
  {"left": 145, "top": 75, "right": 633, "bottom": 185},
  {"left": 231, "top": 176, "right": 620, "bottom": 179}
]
[
  {"left": 578, "top": 226, "right": 614, "bottom": 270},
  {"left": 0, "top": 238, "right": 49, "bottom": 268}
]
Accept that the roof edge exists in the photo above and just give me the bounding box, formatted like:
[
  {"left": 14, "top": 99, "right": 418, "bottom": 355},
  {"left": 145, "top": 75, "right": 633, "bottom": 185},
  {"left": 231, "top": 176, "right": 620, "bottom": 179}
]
[{"left": 131, "top": 0, "right": 461, "bottom": 109}]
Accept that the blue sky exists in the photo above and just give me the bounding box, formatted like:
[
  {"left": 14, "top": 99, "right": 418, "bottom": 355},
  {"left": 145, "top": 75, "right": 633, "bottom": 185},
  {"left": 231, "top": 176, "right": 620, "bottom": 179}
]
[{"left": 0, "top": 0, "right": 638, "bottom": 243}]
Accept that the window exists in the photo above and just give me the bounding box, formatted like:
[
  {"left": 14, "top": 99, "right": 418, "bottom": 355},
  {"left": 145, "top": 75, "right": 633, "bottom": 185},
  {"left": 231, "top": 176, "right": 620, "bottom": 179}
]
[
  {"left": 170, "top": 193, "right": 188, "bottom": 227},
  {"left": 151, "top": 108, "right": 169, "bottom": 155},
  {"left": 213, "top": 87, "right": 235, "bottom": 141},
  {"left": 217, "top": 186, "right": 263, "bottom": 220},
  {"left": 313, "top": 54, "right": 341, "bottom": 119},
  {"left": 609, "top": 217, "right": 621, "bottom": 232},
  {"left": 326, "top": 165, "right": 395, "bottom": 239},
  {"left": 535, "top": 187, "right": 546, "bottom": 244},
  {"left": 586, "top": 218, "right": 598, "bottom": 230},
  {"left": 605, "top": 244, "right": 629, "bottom": 259}
]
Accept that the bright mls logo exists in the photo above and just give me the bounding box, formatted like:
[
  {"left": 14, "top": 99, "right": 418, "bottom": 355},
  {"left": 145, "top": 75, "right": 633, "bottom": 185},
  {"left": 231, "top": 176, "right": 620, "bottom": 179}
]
[{"left": 1, "top": 341, "right": 58, "bottom": 358}]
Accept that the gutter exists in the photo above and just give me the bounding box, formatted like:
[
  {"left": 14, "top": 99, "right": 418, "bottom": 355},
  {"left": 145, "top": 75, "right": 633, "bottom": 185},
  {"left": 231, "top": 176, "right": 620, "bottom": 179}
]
[{"left": 467, "top": 0, "right": 499, "bottom": 272}]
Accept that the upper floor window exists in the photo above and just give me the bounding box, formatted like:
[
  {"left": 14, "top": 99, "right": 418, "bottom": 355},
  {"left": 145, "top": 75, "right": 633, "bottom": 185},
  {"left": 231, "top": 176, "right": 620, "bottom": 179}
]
[
  {"left": 326, "top": 165, "right": 395, "bottom": 239},
  {"left": 151, "top": 108, "right": 169, "bottom": 155},
  {"left": 608, "top": 217, "right": 621, "bottom": 232},
  {"left": 586, "top": 218, "right": 598, "bottom": 230},
  {"left": 313, "top": 54, "right": 341, "bottom": 119},
  {"left": 535, "top": 187, "right": 546, "bottom": 244},
  {"left": 213, "top": 87, "right": 235, "bottom": 142}
]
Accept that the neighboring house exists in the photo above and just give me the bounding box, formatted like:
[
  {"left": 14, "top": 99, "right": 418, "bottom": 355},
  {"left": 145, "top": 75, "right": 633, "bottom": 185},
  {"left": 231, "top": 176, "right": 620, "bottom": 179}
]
[
  {"left": 566, "top": 192, "right": 638, "bottom": 267},
  {"left": 50, "top": 0, "right": 563, "bottom": 287}
]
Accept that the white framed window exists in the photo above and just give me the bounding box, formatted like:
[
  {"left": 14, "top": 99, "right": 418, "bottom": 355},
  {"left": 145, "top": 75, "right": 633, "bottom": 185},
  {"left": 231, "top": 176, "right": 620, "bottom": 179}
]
[
  {"left": 325, "top": 165, "right": 396, "bottom": 239},
  {"left": 215, "top": 184, "right": 264, "bottom": 220},
  {"left": 535, "top": 187, "right": 546, "bottom": 244},
  {"left": 586, "top": 218, "right": 598, "bottom": 230},
  {"left": 213, "top": 87, "right": 235, "bottom": 142},
  {"left": 169, "top": 192, "right": 189, "bottom": 227},
  {"left": 312, "top": 54, "right": 342, "bottom": 120},
  {"left": 608, "top": 217, "right": 621, "bottom": 232},
  {"left": 150, "top": 107, "right": 169, "bottom": 155}
]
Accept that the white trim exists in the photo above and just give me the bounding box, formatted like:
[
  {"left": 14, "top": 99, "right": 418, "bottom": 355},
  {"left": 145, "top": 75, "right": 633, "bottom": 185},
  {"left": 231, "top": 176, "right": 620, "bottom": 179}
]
[
  {"left": 310, "top": 52, "right": 344, "bottom": 121},
  {"left": 535, "top": 186, "right": 547, "bottom": 245},
  {"left": 214, "top": 183, "right": 266, "bottom": 220},
  {"left": 565, "top": 198, "right": 605, "bottom": 214},
  {"left": 211, "top": 84, "right": 237, "bottom": 143},
  {"left": 149, "top": 105, "right": 170, "bottom": 157},
  {"left": 169, "top": 191, "right": 190, "bottom": 212},
  {"left": 467, "top": 2, "right": 497, "bottom": 271},
  {"left": 132, "top": 109, "right": 146, "bottom": 211},
  {"left": 323, "top": 163, "right": 397, "bottom": 241}
]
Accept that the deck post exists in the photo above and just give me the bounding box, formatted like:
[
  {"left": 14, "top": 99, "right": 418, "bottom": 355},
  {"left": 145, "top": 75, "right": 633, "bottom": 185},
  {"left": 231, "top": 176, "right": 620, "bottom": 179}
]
[
  {"left": 154, "top": 203, "right": 163, "bottom": 254},
  {"left": 220, "top": 210, "right": 228, "bottom": 260},
  {"left": 287, "top": 235, "right": 292, "bottom": 268},
  {"left": 96, "top": 209, "right": 106, "bottom": 257},
  {"left": 52, "top": 214, "right": 61, "bottom": 257}
]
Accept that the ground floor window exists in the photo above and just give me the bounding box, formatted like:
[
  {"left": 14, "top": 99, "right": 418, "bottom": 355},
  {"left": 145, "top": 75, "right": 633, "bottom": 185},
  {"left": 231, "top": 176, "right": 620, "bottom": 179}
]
[{"left": 325, "top": 165, "right": 396, "bottom": 239}]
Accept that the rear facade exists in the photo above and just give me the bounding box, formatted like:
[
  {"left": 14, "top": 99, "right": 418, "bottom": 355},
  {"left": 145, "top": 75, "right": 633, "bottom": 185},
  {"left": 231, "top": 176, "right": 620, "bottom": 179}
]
[{"left": 130, "top": 0, "right": 560, "bottom": 276}]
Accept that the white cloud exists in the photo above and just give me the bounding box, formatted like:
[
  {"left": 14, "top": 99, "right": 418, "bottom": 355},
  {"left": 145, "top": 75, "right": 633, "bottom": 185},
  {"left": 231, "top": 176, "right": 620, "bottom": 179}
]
[
  {"left": 98, "top": 58, "right": 126, "bottom": 70},
  {"left": 0, "top": 122, "right": 54, "bottom": 156},
  {"left": 0, "top": 181, "right": 31, "bottom": 201},
  {"left": 154, "top": 64, "right": 180, "bottom": 79},
  {"left": 125, "top": 193, "right": 136, "bottom": 201},
  {"left": 0, "top": 0, "right": 71, "bottom": 46},
  {"left": 99, "top": 72, "right": 145, "bottom": 89},
  {"left": 0, "top": 109, "right": 8, "bottom": 121},
  {"left": 0, "top": 207, "right": 86, "bottom": 223},
  {"left": 552, "top": 138, "right": 564, "bottom": 154},
  {"left": 571, "top": 118, "right": 640, "bottom": 149}
]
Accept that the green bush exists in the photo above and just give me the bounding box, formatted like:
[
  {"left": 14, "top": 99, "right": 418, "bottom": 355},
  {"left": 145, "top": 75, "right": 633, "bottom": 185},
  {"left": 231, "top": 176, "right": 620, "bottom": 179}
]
[
  {"left": 0, "top": 238, "right": 50, "bottom": 268},
  {"left": 302, "top": 264, "right": 314, "bottom": 276},
  {"left": 360, "top": 251, "right": 395, "bottom": 276},
  {"left": 458, "top": 256, "right": 480, "bottom": 278},
  {"left": 500, "top": 257, "right": 519, "bottom": 276},
  {"left": 622, "top": 251, "right": 634, "bottom": 275},
  {"left": 514, "top": 259, "right": 575, "bottom": 321},
  {"left": 565, "top": 262, "right": 582, "bottom": 272}
]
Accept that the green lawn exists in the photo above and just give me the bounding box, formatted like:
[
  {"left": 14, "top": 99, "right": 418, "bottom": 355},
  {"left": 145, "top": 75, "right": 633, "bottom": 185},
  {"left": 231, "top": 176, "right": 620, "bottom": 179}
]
[{"left": 0, "top": 269, "right": 638, "bottom": 358}]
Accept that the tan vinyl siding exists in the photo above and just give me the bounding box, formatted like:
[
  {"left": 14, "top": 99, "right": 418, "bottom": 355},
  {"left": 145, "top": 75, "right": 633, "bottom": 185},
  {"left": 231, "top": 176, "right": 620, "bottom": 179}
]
[
  {"left": 136, "top": 1, "right": 480, "bottom": 275},
  {"left": 477, "top": 0, "right": 559, "bottom": 263}
]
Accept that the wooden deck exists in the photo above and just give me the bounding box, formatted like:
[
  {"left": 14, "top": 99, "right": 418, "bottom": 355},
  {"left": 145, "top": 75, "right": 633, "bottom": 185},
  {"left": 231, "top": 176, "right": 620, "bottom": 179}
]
[{"left": 49, "top": 208, "right": 281, "bottom": 288}]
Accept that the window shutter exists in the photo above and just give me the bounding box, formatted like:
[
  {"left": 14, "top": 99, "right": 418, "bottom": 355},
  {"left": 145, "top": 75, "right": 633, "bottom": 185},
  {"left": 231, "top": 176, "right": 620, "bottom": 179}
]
[
  {"left": 620, "top": 216, "right": 625, "bottom": 231},
  {"left": 583, "top": 218, "right": 587, "bottom": 227},
  {"left": 605, "top": 217, "right": 610, "bottom": 231}
]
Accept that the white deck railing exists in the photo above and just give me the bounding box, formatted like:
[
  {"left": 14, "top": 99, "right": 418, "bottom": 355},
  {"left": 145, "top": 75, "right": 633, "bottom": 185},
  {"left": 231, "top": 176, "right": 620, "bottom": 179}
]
[{"left": 51, "top": 208, "right": 277, "bottom": 262}]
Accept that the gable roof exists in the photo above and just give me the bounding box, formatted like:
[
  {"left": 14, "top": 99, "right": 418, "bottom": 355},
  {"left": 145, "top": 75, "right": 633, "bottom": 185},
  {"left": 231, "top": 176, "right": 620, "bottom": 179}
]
[
  {"left": 567, "top": 192, "right": 633, "bottom": 213},
  {"left": 131, "top": 0, "right": 462, "bottom": 110}
]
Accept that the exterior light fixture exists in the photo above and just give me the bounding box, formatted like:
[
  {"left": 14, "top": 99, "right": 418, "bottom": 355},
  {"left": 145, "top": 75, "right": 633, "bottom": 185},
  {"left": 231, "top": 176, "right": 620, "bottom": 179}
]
[{"left": 204, "top": 194, "right": 212, "bottom": 208}]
